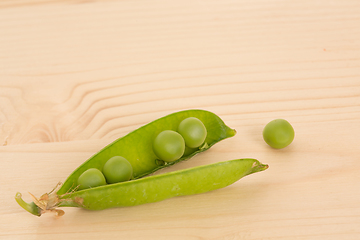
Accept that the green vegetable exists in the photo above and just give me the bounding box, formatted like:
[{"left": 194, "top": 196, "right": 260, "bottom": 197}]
[
  {"left": 62, "top": 158, "right": 268, "bottom": 210},
  {"left": 15, "top": 109, "right": 267, "bottom": 217},
  {"left": 77, "top": 168, "right": 106, "bottom": 190},
  {"left": 153, "top": 130, "right": 185, "bottom": 162},
  {"left": 263, "top": 119, "right": 295, "bottom": 149},
  {"left": 103, "top": 156, "right": 133, "bottom": 184},
  {"left": 57, "top": 109, "right": 236, "bottom": 195},
  {"left": 16, "top": 159, "right": 268, "bottom": 215},
  {"left": 178, "top": 117, "right": 207, "bottom": 148}
]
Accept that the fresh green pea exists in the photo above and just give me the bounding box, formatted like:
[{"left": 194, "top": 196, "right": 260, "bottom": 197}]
[
  {"left": 77, "top": 168, "right": 106, "bottom": 190},
  {"left": 103, "top": 156, "right": 133, "bottom": 184},
  {"left": 178, "top": 117, "right": 207, "bottom": 148},
  {"left": 153, "top": 130, "right": 185, "bottom": 162},
  {"left": 263, "top": 119, "right": 295, "bottom": 149}
]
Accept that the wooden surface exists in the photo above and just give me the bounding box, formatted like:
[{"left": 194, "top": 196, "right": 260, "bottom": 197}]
[{"left": 1, "top": 0, "right": 360, "bottom": 239}]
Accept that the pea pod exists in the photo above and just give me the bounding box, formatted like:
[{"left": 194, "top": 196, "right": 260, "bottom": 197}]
[
  {"left": 16, "top": 158, "right": 268, "bottom": 215},
  {"left": 64, "top": 158, "right": 268, "bottom": 209},
  {"left": 58, "top": 109, "right": 236, "bottom": 194},
  {"left": 15, "top": 110, "right": 237, "bottom": 216}
]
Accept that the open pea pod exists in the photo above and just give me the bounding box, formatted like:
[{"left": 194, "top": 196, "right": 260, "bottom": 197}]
[
  {"left": 15, "top": 109, "right": 238, "bottom": 216},
  {"left": 58, "top": 109, "right": 236, "bottom": 194}
]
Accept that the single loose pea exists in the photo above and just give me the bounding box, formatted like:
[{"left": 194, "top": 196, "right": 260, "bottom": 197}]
[
  {"left": 77, "top": 168, "right": 106, "bottom": 190},
  {"left": 178, "top": 117, "right": 207, "bottom": 148},
  {"left": 263, "top": 119, "right": 295, "bottom": 149},
  {"left": 103, "top": 156, "right": 133, "bottom": 184},
  {"left": 153, "top": 130, "right": 185, "bottom": 162}
]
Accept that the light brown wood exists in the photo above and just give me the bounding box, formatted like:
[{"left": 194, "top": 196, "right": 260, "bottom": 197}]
[{"left": 1, "top": 0, "right": 359, "bottom": 239}]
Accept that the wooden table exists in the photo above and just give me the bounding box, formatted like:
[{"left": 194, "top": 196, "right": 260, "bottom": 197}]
[{"left": 1, "top": 0, "right": 359, "bottom": 239}]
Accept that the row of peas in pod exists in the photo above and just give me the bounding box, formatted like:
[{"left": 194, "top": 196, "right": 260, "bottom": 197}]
[
  {"left": 77, "top": 156, "right": 133, "bottom": 190},
  {"left": 77, "top": 117, "right": 207, "bottom": 190},
  {"left": 153, "top": 117, "right": 207, "bottom": 162}
]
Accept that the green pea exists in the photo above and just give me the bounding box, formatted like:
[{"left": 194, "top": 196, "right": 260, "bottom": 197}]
[
  {"left": 178, "top": 117, "right": 207, "bottom": 148},
  {"left": 77, "top": 168, "right": 106, "bottom": 190},
  {"left": 263, "top": 119, "right": 295, "bottom": 149},
  {"left": 153, "top": 130, "right": 185, "bottom": 162},
  {"left": 103, "top": 156, "right": 133, "bottom": 184}
]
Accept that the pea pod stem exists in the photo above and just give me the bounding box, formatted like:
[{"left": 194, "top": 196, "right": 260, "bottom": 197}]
[{"left": 15, "top": 193, "right": 41, "bottom": 216}]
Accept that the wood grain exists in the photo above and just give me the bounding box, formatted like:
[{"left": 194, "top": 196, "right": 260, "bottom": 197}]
[{"left": 0, "top": 0, "right": 359, "bottom": 239}]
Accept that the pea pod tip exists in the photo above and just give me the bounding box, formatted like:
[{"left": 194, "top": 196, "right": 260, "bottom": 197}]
[
  {"left": 251, "top": 160, "right": 269, "bottom": 174},
  {"left": 229, "top": 128, "right": 237, "bottom": 137}
]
